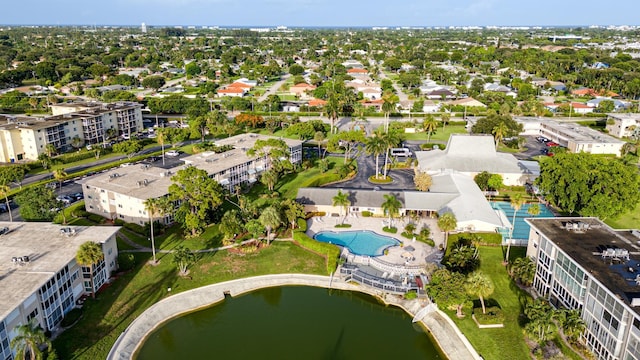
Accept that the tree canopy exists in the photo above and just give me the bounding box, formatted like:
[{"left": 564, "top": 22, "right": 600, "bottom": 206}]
[
  {"left": 536, "top": 153, "right": 640, "bottom": 219},
  {"left": 14, "top": 185, "right": 58, "bottom": 221}
]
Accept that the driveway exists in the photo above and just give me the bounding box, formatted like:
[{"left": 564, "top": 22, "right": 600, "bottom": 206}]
[
  {"left": 513, "top": 136, "right": 549, "bottom": 160},
  {"left": 323, "top": 147, "right": 415, "bottom": 190},
  {"left": 258, "top": 74, "right": 291, "bottom": 102}
]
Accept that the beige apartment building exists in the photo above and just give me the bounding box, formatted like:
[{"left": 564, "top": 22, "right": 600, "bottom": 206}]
[
  {"left": 0, "top": 223, "right": 119, "bottom": 360},
  {"left": 80, "top": 134, "right": 303, "bottom": 224},
  {"left": 0, "top": 101, "right": 143, "bottom": 163},
  {"left": 538, "top": 121, "right": 625, "bottom": 156},
  {"left": 606, "top": 113, "right": 640, "bottom": 139}
]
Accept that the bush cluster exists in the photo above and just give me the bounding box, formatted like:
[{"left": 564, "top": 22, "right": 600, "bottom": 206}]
[
  {"left": 293, "top": 232, "right": 340, "bottom": 275},
  {"left": 474, "top": 306, "right": 505, "bottom": 324}
]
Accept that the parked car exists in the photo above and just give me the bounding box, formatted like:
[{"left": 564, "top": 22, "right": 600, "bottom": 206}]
[
  {"left": 541, "top": 148, "right": 549, "bottom": 155},
  {"left": 45, "top": 182, "right": 57, "bottom": 190},
  {"left": 536, "top": 136, "right": 549, "bottom": 143},
  {"left": 70, "top": 193, "right": 84, "bottom": 201},
  {"left": 166, "top": 150, "right": 180, "bottom": 157},
  {"left": 546, "top": 141, "right": 559, "bottom": 147}
]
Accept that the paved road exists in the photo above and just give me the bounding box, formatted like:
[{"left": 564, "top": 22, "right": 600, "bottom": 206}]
[
  {"left": 258, "top": 74, "right": 291, "bottom": 102},
  {"left": 323, "top": 146, "right": 415, "bottom": 190},
  {"left": 136, "top": 76, "right": 187, "bottom": 97},
  {"left": 378, "top": 71, "right": 409, "bottom": 103}
]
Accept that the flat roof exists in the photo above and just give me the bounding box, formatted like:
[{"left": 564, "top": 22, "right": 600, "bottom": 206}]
[
  {"left": 0, "top": 222, "right": 120, "bottom": 321},
  {"left": 541, "top": 121, "right": 624, "bottom": 145},
  {"left": 182, "top": 134, "right": 302, "bottom": 175},
  {"left": 78, "top": 164, "right": 174, "bottom": 200},
  {"left": 527, "top": 217, "right": 640, "bottom": 314}
]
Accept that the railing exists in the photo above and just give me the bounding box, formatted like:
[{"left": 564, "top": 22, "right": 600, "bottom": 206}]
[
  {"left": 340, "top": 265, "right": 421, "bottom": 295},
  {"left": 342, "top": 249, "right": 424, "bottom": 276}
]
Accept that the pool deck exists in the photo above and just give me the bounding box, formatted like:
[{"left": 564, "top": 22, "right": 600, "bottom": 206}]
[
  {"left": 307, "top": 215, "right": 445, "bottom": 266},
  {"left": 107, "top": 274, "right": 481, "bottom": 360}
]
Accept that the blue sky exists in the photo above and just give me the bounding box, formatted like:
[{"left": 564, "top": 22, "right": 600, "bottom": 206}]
[{"left": 1, "top": 0, "right": 638, "bottom": 27}]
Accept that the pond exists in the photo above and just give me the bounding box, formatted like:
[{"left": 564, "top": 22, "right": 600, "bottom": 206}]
[{"left": 135, "top": 286, "right": 444, "bottom": 360}]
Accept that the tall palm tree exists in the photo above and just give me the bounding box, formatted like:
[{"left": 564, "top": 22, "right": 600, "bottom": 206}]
[
  {"left": 557, "top": 309, "right": 586, "bottom": 342},
  {"left": 437, "top": 212, "right": 457, "bottom": 251},
  {"left": 332, "top": 190, "right": 350, "bottom": 224},
  {"left": 314, "top": 131, "right": 325, "bottom": 158},
  {"left": 422, "top": 115, "right": 438, "bottom": 143},
  {"left": 381, "top": 194, "right": 401, "bottom": 227},
  {"left": 527, "top": 203, "right": 540, "bottom": 218},
  {"left": 380, "top": 130, "right": 401, "bottom": 178},
  {"left": 381, "top": 91, "right": 399, "bottom": 133},
  {"left": 53, "top": 168, "right": 67, "bottom": 195},
  {"left": 45, "top": 144, "right": 57, "bottom": 157},
  {"left": 75, "top": 241, "right": 104, "bottom": 298},
  {"left": 144, "top": 197, "right": 162, "bottom": 264},
  {"left": 365, "top": 135, "right": 386, "bottom": 179},
  {"left": 466, "top": 271, "right": 494, "bottom": 315},
  {"left": 506, "top": 193, "right": 526, "bottom": 262},
  {"left": 0, "top": 184, "right": 12, "bottom": 222},
  {"left": 492, "top": 122, "right": 509, "bottom": 149},
  {"left": 441, "top": 112, "right": 451, "bottom": 131},
  {"left": 259, "top": 206, "right": 281, "bottom": 245},
  {"left": 10, "top": 319, "right": 51, "bottom": 360}
]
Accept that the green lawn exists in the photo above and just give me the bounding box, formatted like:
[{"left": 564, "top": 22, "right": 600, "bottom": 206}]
[
  {"left": 402, "top": 124, "right": 467, "bottom": 142},
  {"left": 53, "top": 242, "right": 327, "bottom": 360},
  {"left": 445, "top": 246, "right": 532, "bottom": 360},
  {"left": 606, "top": 202, "right": 640, "bottom": 229},
  {"left": 276, "top": 156, "right": 346, "bottom": 199}
]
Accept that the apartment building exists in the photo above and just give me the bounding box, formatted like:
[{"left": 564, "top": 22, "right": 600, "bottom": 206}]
[
  {"left": 526, "top": 217, "right": 640, "bottom": 360},
  {"left": 538, "top": 121, "right": 625, "bottom": 156},
  {"left": 0, "top": 102, "right": 143, "bottom": 163},
  {"left": 0, "top": 223, "right": 119, "bottom": 360},
  {"left": 182, "top": 133, "right": 303, "bottom": 192},
  {"left": 80, "top": 134, "right": 303, "bottom": 224},
  {"left": 606, "top": 113, "right": 640, "bottom": 139},
  {"left": 79, "top": 164, "right": 175, "bottom": 225}
]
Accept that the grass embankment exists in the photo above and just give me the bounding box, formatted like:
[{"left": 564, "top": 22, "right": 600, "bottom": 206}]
[
  {"left": 606, "top": 202, "right": 640, "bottom": 230},
  {"left": 53, "top": 242, "right": 327, "bottom": 359},
  {"left": 402, "top": 124, "right": 467, "bottom": 142}
]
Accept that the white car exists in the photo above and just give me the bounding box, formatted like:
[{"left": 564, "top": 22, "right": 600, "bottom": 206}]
[{"left": 166, "top": 150, "right": 180, "bottom": 157}]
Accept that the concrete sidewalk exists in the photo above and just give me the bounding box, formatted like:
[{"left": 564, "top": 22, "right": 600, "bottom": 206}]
[{"left": 107, "top": 274, "right": 480, "bottom": 360}]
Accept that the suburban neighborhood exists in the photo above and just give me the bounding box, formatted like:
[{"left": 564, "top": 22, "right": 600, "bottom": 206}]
[{"left": 0, "top": 16, "right": 639, "bottom": 360}]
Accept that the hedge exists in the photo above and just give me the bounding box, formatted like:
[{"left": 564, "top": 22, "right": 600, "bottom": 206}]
[
  {"left": 383, "top": 226, "right": 398, "bottom": 234},
  {"left": 293, "top": 232, "right": 340, "bottom": 275},
  {"left": 474, "top": 306, "right": 505, "bottom": 324}
]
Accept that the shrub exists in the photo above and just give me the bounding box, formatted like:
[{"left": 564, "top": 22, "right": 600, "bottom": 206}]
[
  {"left": 293, "top": 232, "right": 340, "bottom": 275},
  {"left": 382, "top": 226, "right": 398, "bottom": 233},
  {"left": 117, "top": 253, "right": 136, "bottom": 271},
  {"left": 88, "top": 214, "right": 107, "bottom": 224},
  {"left": 361, "top": 211, "right": 373, "bottom": 217},
  {"left": 113, "top": 218, "right": 125, "bottom": 226},
  {"left": 305, "top": 211, "right": 326, "bottom": 219},
  {"left": 60, "top": 308, "right": 83, "bottom": 327},
  {"left": 474, "top": 306, "right": 505, "bottom": 324},
  {"left": 404, "top": 291, "right": 418, "bottom": 300},
  {"left": 124, "top": 222, "right": 147, "bottom": 236},
  {"left": 401, "top": 231, "right": 414, "bottom": 239},
  {"left": 335, "top": 224, "right": 352, "bottom": 228},
  {"left": 295, "top": 218, "right": 307, "bottom": 232}
]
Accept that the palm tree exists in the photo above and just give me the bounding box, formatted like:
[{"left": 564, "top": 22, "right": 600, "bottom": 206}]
[
  {"left": 437, "top": 212, "right": 457, "bottom": 251},
  {"left": 260, "top": 169, "right": 278, "bottom": 192},
  {"left": 332, "top": 190, "right": 350, "bottom": 224},
  {"left": 103, "top": 127, "right": 117, "bottom": 148},
  {"left": 70, "top": 136, "right": 83, "bottom": 150},
  {"left": 365, "top": 135, "right": 386, "bottom": 179},
  {"left": 53, "top": 168, "right": 67, "bottom": 195},
  {"left": 466, "top": 271, "right": 494, "bottom": 315},
  {"left": 0, "top": 184, "right": 12, "bottom": 222},
  {"left": 492, "top": 122, "right": 509, "bottom": 149},
  {"left": 505, "top": 193, "right": 526, "bottom": 262},
  {"left": 75, "top": 241, "right": 104, "bottom": 298},
  {"left": 380, "top": 130, "right": 401, "bottom": 178},
  {"left": 259, "top": 206, "right": 281, "bottom": 245},
  {"left": 144, "top": 197, "right": 163, "bottom": 264},
  {"left": 381, "top": 91, "right": 399, "bottom": 133},
  {"left": 314, "top": 131, "right": 325, "bottom": 158},
  {"left": 511, "top": 256, "right": 536, "bottom": 286},
  {"left": 527, "top": 203, "right": 540, "bottom": 218},
  {"left": 381, "top": 194, "right": 401, "bottom": 227},
  {"left": 45, "top": 144, "right": 57, "bottom": 157},
  {"left": 441, "top": 112, "right": 451, "bottom": 131},
  {"left": 557, "top": 309, "right": 586, "bottom": 343},
  {"left": 422, "top": 115, "right": 438, "bottom": 143},
  {"left": 10, "top": 319, "right": 51, "bottom": 360}
]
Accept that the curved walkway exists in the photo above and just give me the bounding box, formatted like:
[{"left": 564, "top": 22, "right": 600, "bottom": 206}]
[{"left": 107, "top": 274, "right": 480, "bottom": 360}]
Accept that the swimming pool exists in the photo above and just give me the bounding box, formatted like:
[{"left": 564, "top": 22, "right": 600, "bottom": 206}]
[
  {"left": 314, "top": 230, "right": 400, "bottom": 257},
  {"left": 492, "top": 202, "right": 555, "bottom": 240}
]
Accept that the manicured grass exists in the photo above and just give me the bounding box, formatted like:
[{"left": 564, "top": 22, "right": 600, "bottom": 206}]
[
  {"left": 605, "top": 202, "right": 640, "bottom": 229},
  {"left": 275, "top": 156, "right": 346, "bottom": 199},
  {"left": 444, "top": 246, "right": 532, "bottom": 360},
  {"left": 53, "top": 242, "right": 327, "bottom": 360},
  {"left": 402, "top": 124, "right": 467, "bottom": 142}
]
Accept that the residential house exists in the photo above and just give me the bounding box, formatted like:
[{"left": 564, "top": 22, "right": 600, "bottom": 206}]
[
  {"left": 483, "top": 83, "right": 517, "bottom": 98},
  {"left": 0, "top": 223, "right": 119, "bottom": 360},
  {"left": 347, "top": 68, "right": 369, "bottom": 76},
  {"left": 525, "top": 217, "right": 640, "bottom": 360},
  {"left": 289, "top": 83, "right": 317, "bottom": 99},
  {"left": 425, "top": 89, "right": 456, "bottom": 100},
  {"left": 217, "top": 87, "right": 246, "bottom": 97},
  {"left": 572, "top": 88, "right": 620, "bottom": 98},
  {"left": 360, "top": 87, "right": 383, "bottom": 100},
  {"left": 422, "top": 100, "right": 441, "bottom": 113},
  {"left": 447, "top": 97, "right": 487, "bottom": 108},
  {"left": 586, "top": 98, "right": 629, "bottom": 111}
]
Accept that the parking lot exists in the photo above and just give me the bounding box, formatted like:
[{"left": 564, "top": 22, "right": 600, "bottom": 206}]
[{"left": 513, "top": 136, "right": 556, "bottom": 160}]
